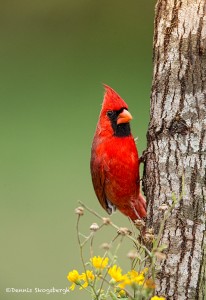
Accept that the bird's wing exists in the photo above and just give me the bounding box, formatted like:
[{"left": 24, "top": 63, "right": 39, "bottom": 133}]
[
  {"left": 91, "top": 161, "right": 107, "bottom": 210},
  {"left": 90, "top": 158, "right": 115, "bottom": 215}
]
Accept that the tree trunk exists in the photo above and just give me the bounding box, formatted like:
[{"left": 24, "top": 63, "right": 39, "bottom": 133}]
[{"left": 143, "top": 1, "right": 206, "bottom": 299}]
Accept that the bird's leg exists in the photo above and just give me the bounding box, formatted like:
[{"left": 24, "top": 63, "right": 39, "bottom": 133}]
[{"left": 139, "top": 149, "right": 152, "bottom": 164}]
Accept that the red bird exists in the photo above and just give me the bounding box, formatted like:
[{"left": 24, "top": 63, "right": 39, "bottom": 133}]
[{"left": 90, "top": 85, "right": 146, "bottom": 221}]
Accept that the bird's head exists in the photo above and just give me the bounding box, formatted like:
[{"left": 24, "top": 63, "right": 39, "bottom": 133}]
[{"left": 98, "top": 84, "right": 133, "bottom": 137}]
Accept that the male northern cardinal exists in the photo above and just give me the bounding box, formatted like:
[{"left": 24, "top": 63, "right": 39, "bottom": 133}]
[{"left": 90, "top": 85, "right": 146, "bottom": 221}]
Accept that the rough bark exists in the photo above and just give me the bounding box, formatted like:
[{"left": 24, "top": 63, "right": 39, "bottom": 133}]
[{"left": 143, "top": 1, "right": 206, "bottom": 299}]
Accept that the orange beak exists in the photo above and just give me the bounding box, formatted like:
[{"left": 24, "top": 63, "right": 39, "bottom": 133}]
[{"left": 117, "top": 109, "right": 133, "bottom": 124}]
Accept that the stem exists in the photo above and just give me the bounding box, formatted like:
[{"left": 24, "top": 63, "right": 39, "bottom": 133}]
[
  {"left": 97, "top": 234, "right": 124, "bottom": 298},
  {"left": 76, "top": 215, "right": 99, "bottom": 299},
  {"left": 76, "top": 215, "right": 87, "bottom": 274},
  {"left": 90, "top": 232, "right": 94, "bottom": 258},
  {"left": 81, "top": 232, "right": 93, "bottom": 247},
  {"left": 79, "top": 201, "right": 152, "bottom": 257},
  {"left": 79, "top": 201, "right": 104, "bottom": 221}
]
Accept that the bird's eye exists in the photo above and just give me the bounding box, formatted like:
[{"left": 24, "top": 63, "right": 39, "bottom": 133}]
[{"left": 107, "top": 111, "right": 114, "bottom": 117}]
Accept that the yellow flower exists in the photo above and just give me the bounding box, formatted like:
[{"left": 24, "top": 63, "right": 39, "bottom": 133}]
[
  {"left": 80, "top": 270, "right": 95, "bottom": 288},
  {"left": 118, "top": 269, "right": 147, "bottom": 289},
  {"left": 67, "top": 270, "right": 81, "bottom": 290},
  {"left": 118, "top": 274, "right": 130, "bottom": 289},
  {"left": 108, "top": 265, "right": 124, "bottom": 282},
  {"left": 91, "top": 256, "right": 109, "bottom": 269},
  {"left": 151, "top": 296, "right": 165, "bottom": 300},
  {"left": 128, "top": 269, "right": 145, "bottom": 285}
]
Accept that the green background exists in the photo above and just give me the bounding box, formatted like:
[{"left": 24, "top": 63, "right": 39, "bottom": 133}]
[{"left": 0, "top": 1, "right": 155, "bottom": 299}]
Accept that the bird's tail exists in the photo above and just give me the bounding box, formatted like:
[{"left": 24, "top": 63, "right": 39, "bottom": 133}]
[
  {"left": 137, "top": 193, "right": 147, "bottom": 218},
  {"left": 129, "top": 193, "right": 147, "bottom": 221}
]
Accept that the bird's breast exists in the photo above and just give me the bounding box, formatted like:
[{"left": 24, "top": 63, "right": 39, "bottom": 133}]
[{"left": 96, "top": 136, "right": 139, "bottom": 200}]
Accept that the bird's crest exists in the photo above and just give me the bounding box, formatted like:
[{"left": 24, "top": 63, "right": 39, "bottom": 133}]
[{"left": 102, "top": 84, "right": 128, "bottom": 112}]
